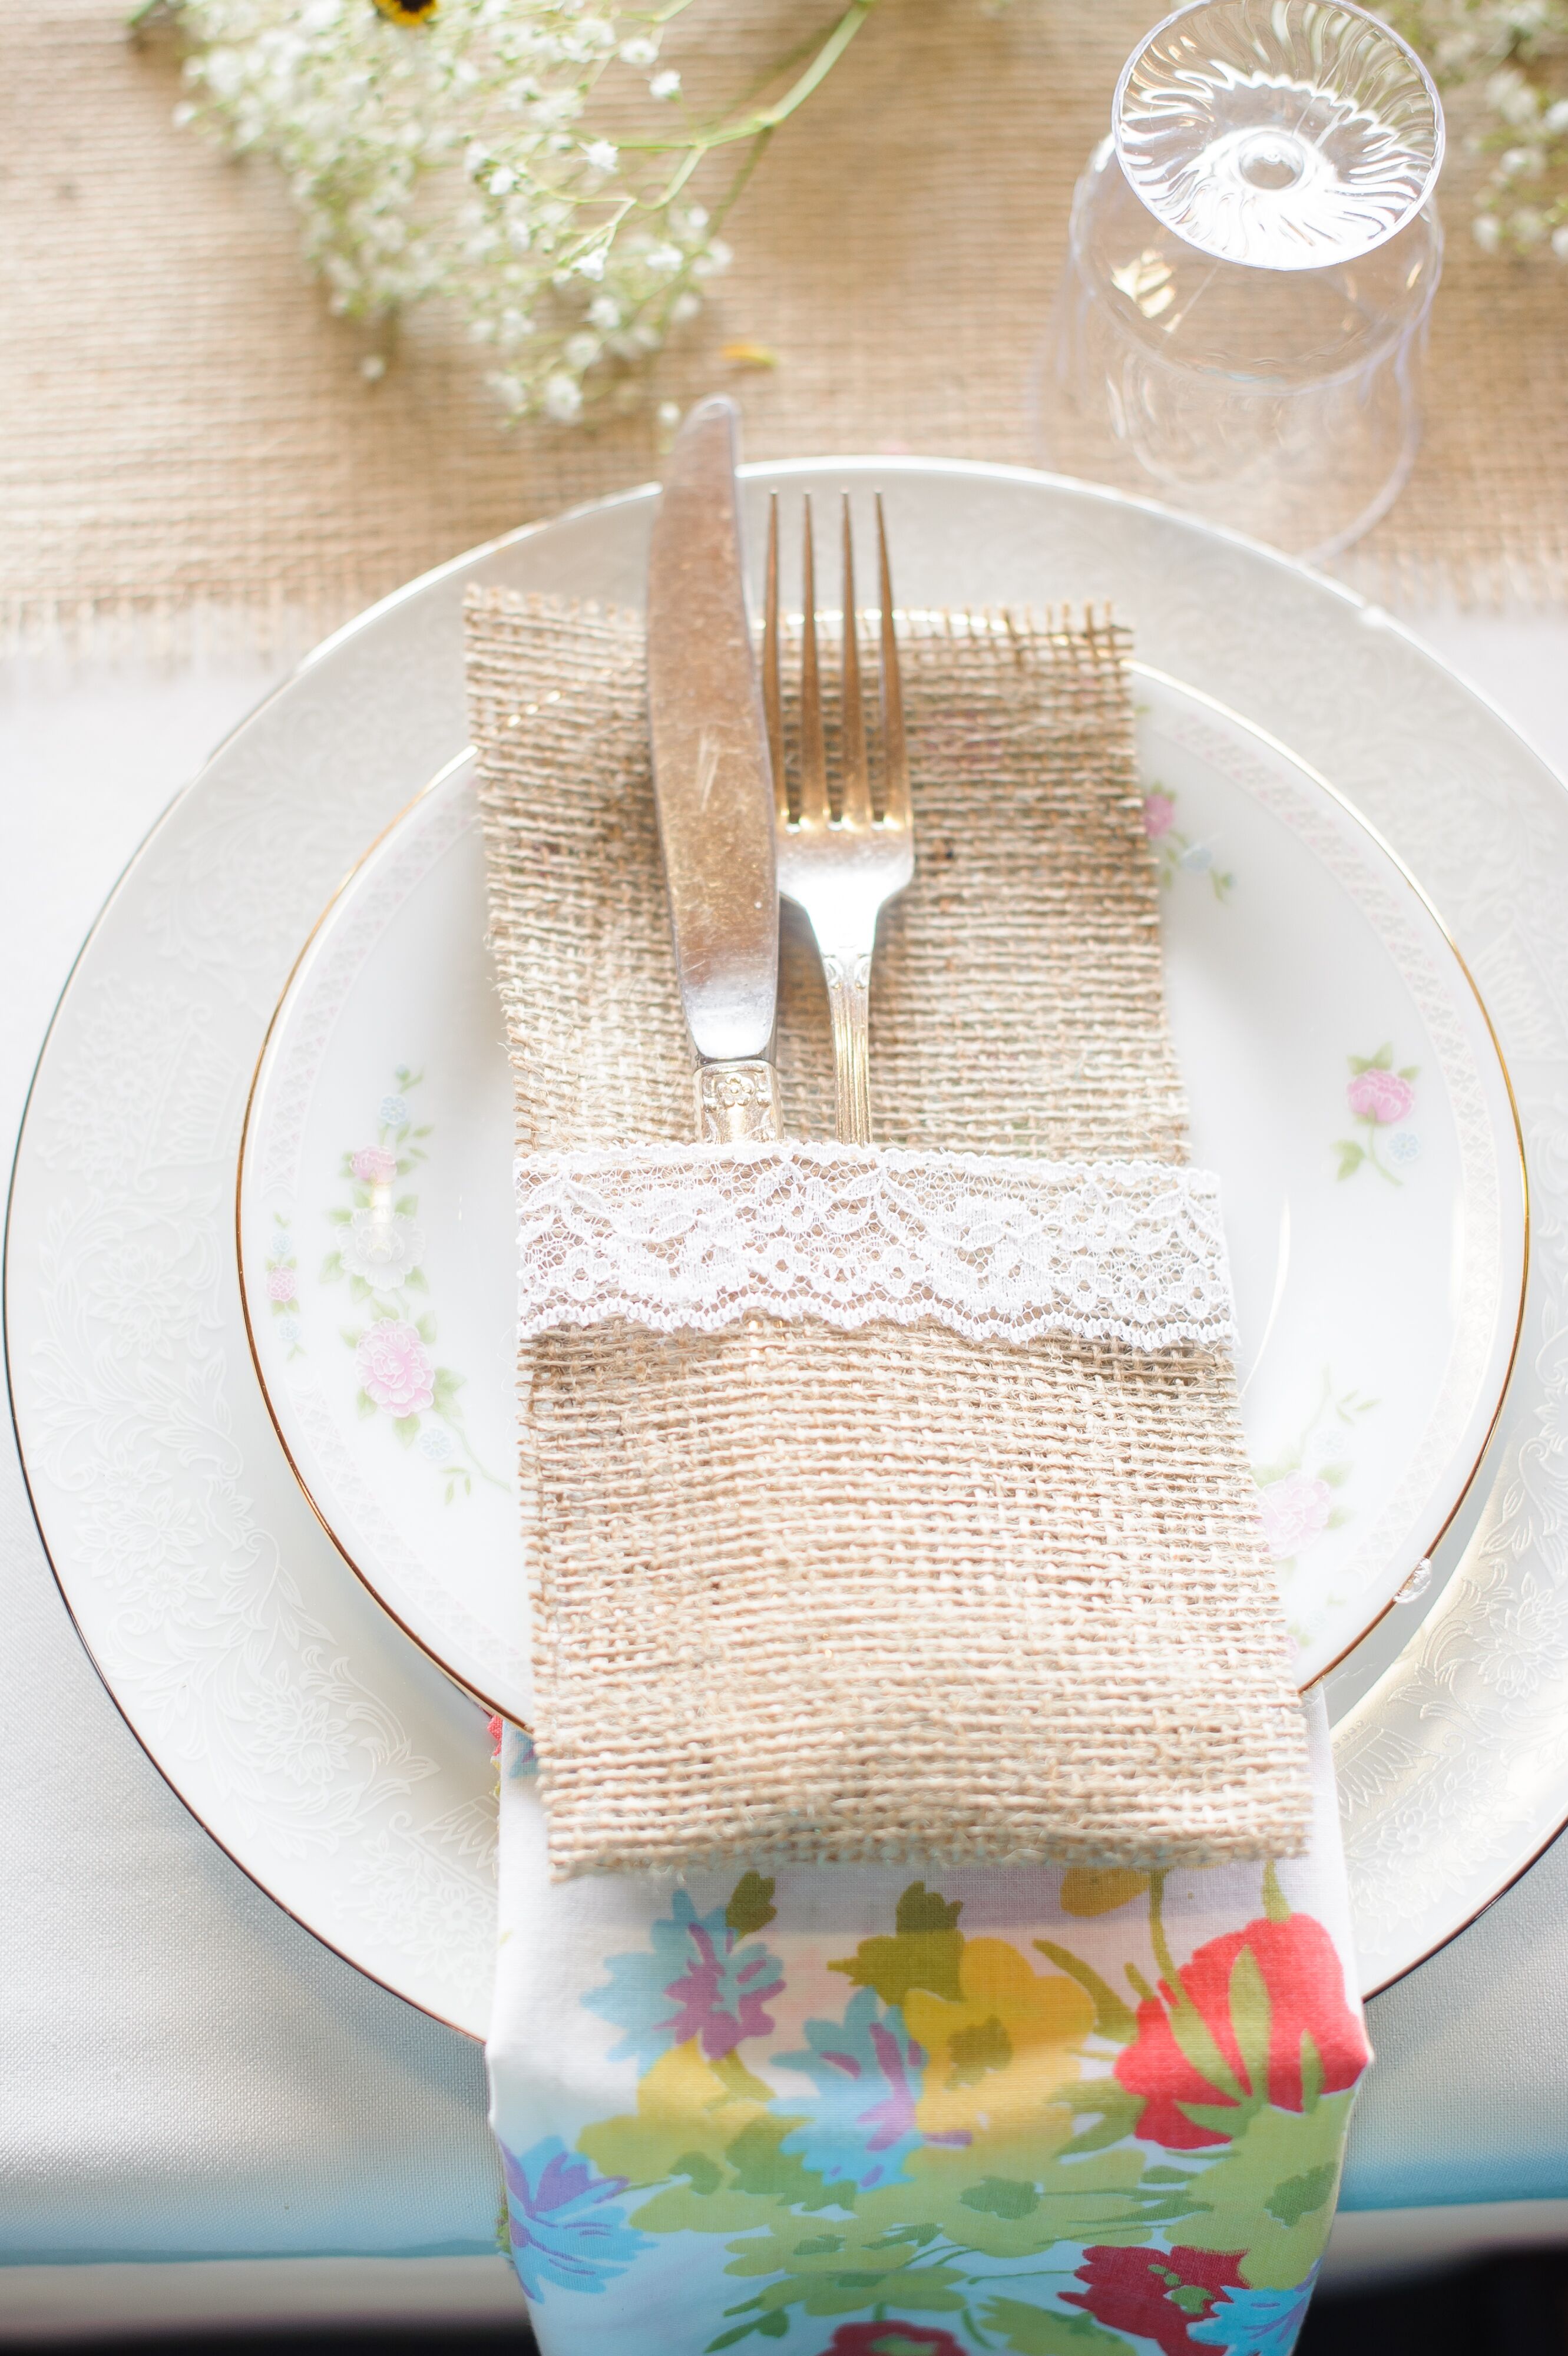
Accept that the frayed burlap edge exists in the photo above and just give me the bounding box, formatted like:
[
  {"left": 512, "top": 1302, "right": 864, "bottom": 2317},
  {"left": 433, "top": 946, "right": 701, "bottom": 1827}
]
[{"left": 468, "top": 587, "right": 1311, "bottom": 1877}]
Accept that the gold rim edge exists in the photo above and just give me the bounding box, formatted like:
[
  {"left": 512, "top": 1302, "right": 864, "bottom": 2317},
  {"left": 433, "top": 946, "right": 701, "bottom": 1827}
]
[
  {"left": 233, "top": 747, "right": 525, "bottom": 1741},
  {"left": 237, "top": 665, "right": 1529, "bottom": 1718},
  {"left": 1134, "top": 666, "right": 1531, "bottom": 1697},
  {"left": 4, "top": 464, "right": 1536, "bottom": 2044}
]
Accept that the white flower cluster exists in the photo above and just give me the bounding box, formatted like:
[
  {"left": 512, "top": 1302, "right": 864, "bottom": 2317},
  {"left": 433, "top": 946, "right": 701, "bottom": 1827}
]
[
  {"left": 1386, "top": 0, "right": 1568, "bottom": 259},
  {"left": 159, "top": 0, "right": 749, "bottom": 422},
  {"left": 1474, "top": 60, "right": 1568, "bottom": 256}
]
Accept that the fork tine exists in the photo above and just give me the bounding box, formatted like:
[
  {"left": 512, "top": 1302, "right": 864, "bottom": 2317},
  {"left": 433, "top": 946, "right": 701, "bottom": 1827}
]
[
  {"left": 876, "top": 493, "right": 910, "bottom": 831},
  {"left": 763, "top": 491, "right": 785, "bottom": 825},
  {"left": 839, "top": 494, "right": 871, "bottom": 827},
  {"left": 798, "top": 494, "right": 829, "bottom": 825}
]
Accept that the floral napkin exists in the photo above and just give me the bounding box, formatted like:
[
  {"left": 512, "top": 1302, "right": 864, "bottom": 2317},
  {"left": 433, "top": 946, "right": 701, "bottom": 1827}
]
[
  {"left": 488, "top": 1697, "right": 1368, "bottom": 2355},
  {"left": 472, "top": 585, "right": 1368, "bottom": 2351}
]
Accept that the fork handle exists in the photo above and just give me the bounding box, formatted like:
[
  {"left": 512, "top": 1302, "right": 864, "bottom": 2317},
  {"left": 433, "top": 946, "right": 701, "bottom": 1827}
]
[
  {"left": 694, "top": 1059, "right": 782, "bottom": 1143},
  {"left": 821, "top": 951, "right": 874, "bottom": 1145}
]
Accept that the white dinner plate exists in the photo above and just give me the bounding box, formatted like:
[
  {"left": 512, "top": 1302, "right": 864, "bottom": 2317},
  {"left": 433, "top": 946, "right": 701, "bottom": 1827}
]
[
  {"left": 237, "top": 674, "right": 1524, "bottom": 1722},
  {"left": 9, "top": 461, "right": 1564, "bottom": 2036}
]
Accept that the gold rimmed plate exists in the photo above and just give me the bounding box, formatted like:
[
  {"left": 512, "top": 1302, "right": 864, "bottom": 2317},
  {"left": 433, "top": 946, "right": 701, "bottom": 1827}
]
[
  {"left": 6, "top": 459, "right": 1550, "bottom": 2034},
  {"left": 236, "top": 667, "right": 1525, "bottom": 1726}
]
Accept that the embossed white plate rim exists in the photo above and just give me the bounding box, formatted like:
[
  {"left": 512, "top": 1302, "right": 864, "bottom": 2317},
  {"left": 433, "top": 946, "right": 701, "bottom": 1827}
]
[{"left": 5, "top": 458, "right": 1563, "bottom": 2031}]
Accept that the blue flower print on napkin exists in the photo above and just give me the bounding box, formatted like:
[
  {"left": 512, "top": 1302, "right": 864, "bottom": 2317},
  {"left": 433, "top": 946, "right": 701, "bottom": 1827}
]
[
  {"left": 776, "top": 1987, "right": 928, "bottom": 2192},
  {"left": 500, "top": 2136, "right": 650, "bottom": 2301},
  {"left": 1192, "top": 2273, "right": 1318, "bottom": 2356},
  {"left": 585, "top": 1877, "right": 784, "bottom": 2070}
]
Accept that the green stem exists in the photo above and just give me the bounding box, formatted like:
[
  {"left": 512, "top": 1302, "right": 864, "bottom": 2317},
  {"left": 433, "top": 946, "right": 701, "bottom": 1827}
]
[
  {"left": 706, "top": 123, "right": 776, "bottom": 229},
  {"left": 1361, "top": 1119, "right": 1403, "bottom": 1187},
  {"left": 954, "top": 2262, "right": 1082, "bottom": 2282},
  {"left": 616, "top": 0, "right": 879, "bottom": 153},
  {"left": 641, "top": 127, "right": 775, "bottom": 345},
  {"left": 654, "top": 141, "right": 703, "bottom": 209},
  {"left": 443, "top": 1402, "right": 506, "bottom": 1492},
  {"left": 1147, "top": 1869, "right": 1178, "bottom": 1990}
]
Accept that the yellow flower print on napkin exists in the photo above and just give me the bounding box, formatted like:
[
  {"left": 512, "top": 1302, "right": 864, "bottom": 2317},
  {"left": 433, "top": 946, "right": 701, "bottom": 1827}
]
[
  {"left": 902, "top": 1937, "right": 1095, "bottom": 2150},
  {"left": 1060, "top": 1868, "right": 1151, "bottom": 1917}
]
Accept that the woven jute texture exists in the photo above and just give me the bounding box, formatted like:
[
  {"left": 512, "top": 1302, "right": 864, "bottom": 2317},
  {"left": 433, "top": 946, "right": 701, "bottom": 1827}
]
[
  {"left": 5, "top": 0, "right": 1565, "bottom": 654},
  {"left": 467, "top": 588, "right": 1311, "bottom": 1877}
]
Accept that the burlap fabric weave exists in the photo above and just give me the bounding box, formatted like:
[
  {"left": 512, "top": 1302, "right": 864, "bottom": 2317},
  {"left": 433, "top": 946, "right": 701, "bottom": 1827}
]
[
  {"left": 5, "top": 0, "right": 1566, "bottom": 653},
  {"left": 466, "top": 588, "right": 1311, "bottom": 1878}
]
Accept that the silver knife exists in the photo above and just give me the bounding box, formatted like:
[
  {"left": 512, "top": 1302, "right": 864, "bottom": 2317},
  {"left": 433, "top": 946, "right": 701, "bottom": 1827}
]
[{"left": 646, "top": 395, "right": 782, "bottom": 1144}]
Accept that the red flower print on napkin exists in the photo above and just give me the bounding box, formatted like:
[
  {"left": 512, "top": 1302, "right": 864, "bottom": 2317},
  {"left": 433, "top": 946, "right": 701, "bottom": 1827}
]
[
  {"left": 820, "top": 2326, "right": 968, "bottom": 2356},
  {"left": 1114, "top": 1910, "right": 1370, "bottom": 2150},
  {"left": 1066, "top": 2245, "right": 1246, "bottom": 2356}
]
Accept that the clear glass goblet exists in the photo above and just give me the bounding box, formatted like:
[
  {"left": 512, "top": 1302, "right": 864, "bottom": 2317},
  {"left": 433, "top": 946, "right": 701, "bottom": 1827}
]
[{"left": 1033, "top": 0, "right": 1445, "bottom": 562}]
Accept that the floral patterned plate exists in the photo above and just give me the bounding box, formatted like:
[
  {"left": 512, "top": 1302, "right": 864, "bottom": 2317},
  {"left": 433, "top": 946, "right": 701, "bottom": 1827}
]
[
  {"left": 12, "top": 461, "right": 1563, "bottom": 2030},
  {"left": 237, "top": 669, "right": 1524, "bottom": 1720}
]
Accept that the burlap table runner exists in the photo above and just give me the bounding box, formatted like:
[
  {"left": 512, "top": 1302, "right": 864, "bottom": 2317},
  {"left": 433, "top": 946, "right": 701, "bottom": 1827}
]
[
  {"left": 5, "top": 0, "right": 1564, "bottom": 656},
  {"left": 467, "top": 587, "right": 1310, "bottom": 1878}
]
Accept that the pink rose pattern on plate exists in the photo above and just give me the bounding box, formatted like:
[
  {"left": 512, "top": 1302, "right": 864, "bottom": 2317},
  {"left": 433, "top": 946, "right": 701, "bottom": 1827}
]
[
  {"left": 356, "top": 1319, "right": 436, "bottom": 1418},
  {"left": 263, "top": 1217, "right": 303, "bottom": 1360},
  {"left": 1252, "top": 1372, "right": 1378, "bottom": 1632},
  {"left": 320, "top": 1064, "right": 501, "bottom": 1503},
  {"left": 350, "top": 1144, "right": 399, "bottom": 1186},
  {"left": 1243, "top": 1376, "right": 1365, "bottom": 1649},
  {"left": 1142, "top": 780, "right": 1234, "bottom": 901},
  {"left": 1258, "top": 1470, "right": 1335, "bottom": 1560},
  {"left": 1335, "top": 1044, "right": 1420, "bottom": 1184}
]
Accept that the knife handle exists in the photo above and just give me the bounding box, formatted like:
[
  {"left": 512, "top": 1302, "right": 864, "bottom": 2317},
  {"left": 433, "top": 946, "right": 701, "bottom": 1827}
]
[{"left": 694, "top": 1060, "right": 782, "bottom": 1144}]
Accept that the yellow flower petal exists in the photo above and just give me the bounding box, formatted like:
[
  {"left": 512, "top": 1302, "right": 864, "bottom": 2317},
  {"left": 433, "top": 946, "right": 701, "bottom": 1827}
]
[
  {"left": 906, "top": 1939, "right": 1094, "bottom": 2145},
  {"left": 1060, "top": 1868, "right": 1150, "bottom": 1917}
]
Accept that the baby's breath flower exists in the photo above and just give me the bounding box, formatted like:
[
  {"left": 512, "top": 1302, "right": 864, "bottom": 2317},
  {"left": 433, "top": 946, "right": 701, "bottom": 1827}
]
[
  {"left": 1490, "top": 63, "right": 1543, "bottom": 123},
  {"left": 1398, "top": 0, "right": 1568, "bottom": 262},
  {"left": 153, "top": 0, "right": 890, "bottom": 419},
  {"left": 541, "top": 370, "right": 583, "bottom": 421}
]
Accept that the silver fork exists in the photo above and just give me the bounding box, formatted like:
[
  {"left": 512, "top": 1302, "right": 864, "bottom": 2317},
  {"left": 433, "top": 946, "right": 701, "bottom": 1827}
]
[{"left": 766, "top": 491, "right": 914, "bottom": 1146}]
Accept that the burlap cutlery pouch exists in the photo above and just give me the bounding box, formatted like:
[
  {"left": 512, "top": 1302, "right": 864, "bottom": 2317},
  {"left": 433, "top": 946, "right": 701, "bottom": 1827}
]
[{"left": 466, "top": 587, "right": 1311, "bottom": 1877}]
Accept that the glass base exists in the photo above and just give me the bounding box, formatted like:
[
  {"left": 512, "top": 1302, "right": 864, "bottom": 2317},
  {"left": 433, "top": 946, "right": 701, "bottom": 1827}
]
[
  {"left": 1030, "top": 300, "right": 1426, "bottom": 565},
  {"left": 1033, "top": 143, "right": 1443, "bottom": 565}
]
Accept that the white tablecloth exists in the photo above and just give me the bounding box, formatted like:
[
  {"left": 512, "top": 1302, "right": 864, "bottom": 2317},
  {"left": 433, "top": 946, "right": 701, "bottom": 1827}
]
[{"left": 4, "top": 616, "right": 1566, "bottom": 2334}]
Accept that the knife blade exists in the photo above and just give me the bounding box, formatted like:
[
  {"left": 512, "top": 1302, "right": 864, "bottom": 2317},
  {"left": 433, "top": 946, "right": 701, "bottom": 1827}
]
[{"left": 646, "top": 395, "right": 782, "bottom": 1144}]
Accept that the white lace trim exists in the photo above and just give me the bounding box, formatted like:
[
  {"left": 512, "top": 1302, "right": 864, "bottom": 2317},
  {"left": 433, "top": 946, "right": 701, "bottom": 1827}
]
[{"left": 514, "top": 1144, "right": 1236, "bottom": 1352}]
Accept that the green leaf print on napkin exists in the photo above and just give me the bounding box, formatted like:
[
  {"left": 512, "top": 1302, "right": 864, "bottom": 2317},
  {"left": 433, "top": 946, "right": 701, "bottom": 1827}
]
[{"left": 537, "top": 1867, "right": 1369, "bottom": 2353}]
